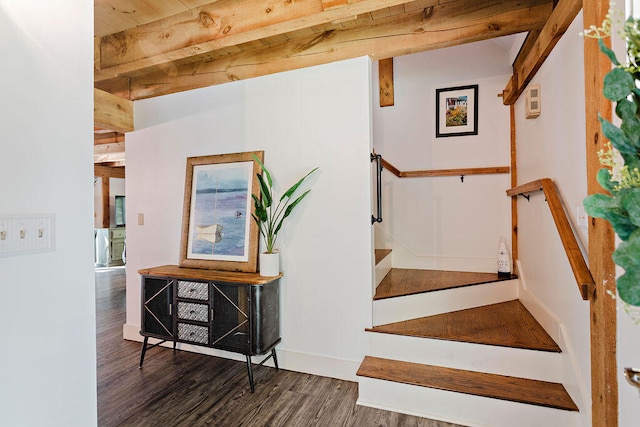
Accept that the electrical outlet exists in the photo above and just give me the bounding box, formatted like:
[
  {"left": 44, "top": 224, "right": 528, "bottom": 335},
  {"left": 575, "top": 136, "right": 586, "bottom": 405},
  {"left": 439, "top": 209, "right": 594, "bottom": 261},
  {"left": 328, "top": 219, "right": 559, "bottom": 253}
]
[{"left": 577, "top": 206, "right": 588, "bottom": 229}]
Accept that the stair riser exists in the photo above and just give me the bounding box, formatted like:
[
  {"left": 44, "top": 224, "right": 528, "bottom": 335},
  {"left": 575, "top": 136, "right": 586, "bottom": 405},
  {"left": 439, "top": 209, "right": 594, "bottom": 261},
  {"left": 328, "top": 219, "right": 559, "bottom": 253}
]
[
  {"left": 374, "top": 253, "right": 392, "bottom": 288},
  {"left": 373, "top": 279, "right": 518, "bottom": 325},
  {"left": 357, "top": 377, "right": 578, "bottom": 427},
  {"left": 368, "top": 333, "right": 563, "bottom": 382}
]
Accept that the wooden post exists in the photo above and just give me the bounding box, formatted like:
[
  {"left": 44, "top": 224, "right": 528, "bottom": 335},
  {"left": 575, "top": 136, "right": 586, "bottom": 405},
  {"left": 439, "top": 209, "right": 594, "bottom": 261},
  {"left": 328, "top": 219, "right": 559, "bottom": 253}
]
[
  {"left": 510, "top": 104, "right": 518, "bottom": 272},
  {"left": 583, "top": 0, "right": 618, "bottom": 425},
  {"left": 379, "top": 58, "right": 394, "bottom": 107},
  {"left": 101, "top": 177, "right": 110, "bottom": 229}
]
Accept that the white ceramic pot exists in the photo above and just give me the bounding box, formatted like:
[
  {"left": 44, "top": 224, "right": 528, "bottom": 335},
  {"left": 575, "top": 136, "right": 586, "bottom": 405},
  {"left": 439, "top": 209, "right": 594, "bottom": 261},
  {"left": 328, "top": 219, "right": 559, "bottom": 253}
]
[{"left": 259, "top": 252, "right": 280, "bottom": 277}]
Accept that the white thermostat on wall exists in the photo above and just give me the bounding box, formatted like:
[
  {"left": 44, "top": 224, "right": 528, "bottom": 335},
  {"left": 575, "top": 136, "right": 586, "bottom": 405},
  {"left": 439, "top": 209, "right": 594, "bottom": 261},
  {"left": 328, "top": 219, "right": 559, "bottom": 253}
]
[{"left": 525, "top": 84, "right": 541, "bottom": 119}]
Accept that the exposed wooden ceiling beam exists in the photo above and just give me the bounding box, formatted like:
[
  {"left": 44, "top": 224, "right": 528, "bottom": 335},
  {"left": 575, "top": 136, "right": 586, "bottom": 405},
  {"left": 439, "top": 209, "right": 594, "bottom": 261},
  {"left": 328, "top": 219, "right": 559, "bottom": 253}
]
[
  {"left": 512, "top": 29, "right": 542, "bottom": 73},
  {"left": 322, "top": 0, "right": 353, "bottom": 10},
  {"left": 94, "top": 132, "right": 125, "bottom": 145},
  {"left": 114, "top": 0, "right": 551, "bottom": 100},
  {"left": 501, "top": 0, "right": 582, "bottom": 105},
  {"left": 94, "top": 88, "right": 134, "bottom": 132},
  {"left": 95, "top": 0, "right": 420, "bottom": 82},
  {"left": 95, "top": 152, "right": 126, "bottom": 164},
  {"left": 94, "top": 165, "right": 126, "bottom": 179},
  {"left": 379, "top": 58, "right": 395, "bottom": 107},
  {"left": 101, "top": 161, "right": 126, "bottom": 168},
  {"left": 95, "top": 141, "right": 125, "bottom": 154},
  {"left": 94, "top": 141, "right": 125, "bottom": 164}
]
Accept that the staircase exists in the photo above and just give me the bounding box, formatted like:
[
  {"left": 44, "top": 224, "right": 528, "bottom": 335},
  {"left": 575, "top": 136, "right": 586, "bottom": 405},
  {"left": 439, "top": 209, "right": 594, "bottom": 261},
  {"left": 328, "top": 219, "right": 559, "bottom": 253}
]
[{"left": 356, "top": 250, "right": 579, "bottom": 427}]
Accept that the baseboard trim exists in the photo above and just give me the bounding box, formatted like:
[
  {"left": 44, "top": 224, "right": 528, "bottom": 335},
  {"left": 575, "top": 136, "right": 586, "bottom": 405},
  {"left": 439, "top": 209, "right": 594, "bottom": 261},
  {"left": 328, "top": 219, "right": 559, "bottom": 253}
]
[
  {"left": 123, "top": 323, "right": 360, "bottom": 382},
  {"left": 374, "top": 225, "right": 499, "bottom": 273}
]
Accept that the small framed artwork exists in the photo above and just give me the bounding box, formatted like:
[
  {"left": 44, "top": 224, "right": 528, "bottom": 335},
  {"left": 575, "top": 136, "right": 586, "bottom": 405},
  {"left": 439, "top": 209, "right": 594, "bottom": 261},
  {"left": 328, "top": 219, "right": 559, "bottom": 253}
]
[
  {"left": 179, "top": 151, "right": 263, "bottom": 272},
  {"left": 435, "top": 84, "right": 478, "bottom": 138}
]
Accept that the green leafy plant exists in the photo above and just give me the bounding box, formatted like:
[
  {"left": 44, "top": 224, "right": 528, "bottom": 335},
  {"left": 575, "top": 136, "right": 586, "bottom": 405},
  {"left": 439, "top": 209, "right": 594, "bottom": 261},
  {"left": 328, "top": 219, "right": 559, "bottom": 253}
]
[
  {"left": 251, "top": 155, "right": 318, "bottom": 254},
  {"left": 583, "top": 14, "right": 640, "bottom": 306}
]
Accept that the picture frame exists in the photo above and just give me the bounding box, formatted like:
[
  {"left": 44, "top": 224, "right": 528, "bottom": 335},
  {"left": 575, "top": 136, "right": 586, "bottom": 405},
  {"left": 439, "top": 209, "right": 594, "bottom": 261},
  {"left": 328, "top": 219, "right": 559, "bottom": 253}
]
[
  {"left": 435, "top": 84, "right": 478, "bottom": 138},
  {"left": 179, "top": 151, "right": 263, "bottom": 272}
]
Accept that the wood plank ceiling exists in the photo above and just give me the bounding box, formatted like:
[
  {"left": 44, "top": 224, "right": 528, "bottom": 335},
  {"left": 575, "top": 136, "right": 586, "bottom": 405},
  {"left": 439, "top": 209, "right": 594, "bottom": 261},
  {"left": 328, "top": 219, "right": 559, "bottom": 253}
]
[{"left": 93, "top": 0, "right": 556, "bottom": 167}]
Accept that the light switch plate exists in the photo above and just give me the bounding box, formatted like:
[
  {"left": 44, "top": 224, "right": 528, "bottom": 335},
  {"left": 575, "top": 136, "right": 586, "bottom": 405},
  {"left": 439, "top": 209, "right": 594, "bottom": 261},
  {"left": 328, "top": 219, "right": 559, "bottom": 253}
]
[
  {"left": 577, "top": 206, "right": 588, "bottom": 229},
  {"left": 0, "top": 214, "right": 55, "bottom": 257}
]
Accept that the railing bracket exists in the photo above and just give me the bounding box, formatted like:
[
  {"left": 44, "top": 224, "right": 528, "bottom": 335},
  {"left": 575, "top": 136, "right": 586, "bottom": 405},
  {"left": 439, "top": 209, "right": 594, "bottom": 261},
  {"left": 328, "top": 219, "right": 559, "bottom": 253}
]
[
  {"left": 521, "top": 194, "right": 530, "bottom": 201},
  {"left": 460, "top": 175, "right": 464, "bottom": 183}
]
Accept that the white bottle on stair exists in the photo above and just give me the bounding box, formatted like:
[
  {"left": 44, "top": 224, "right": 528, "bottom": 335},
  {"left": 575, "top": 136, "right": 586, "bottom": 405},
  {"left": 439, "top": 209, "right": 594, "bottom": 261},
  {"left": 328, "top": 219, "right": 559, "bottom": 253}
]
[{"left": 497, "top": 237, "right": 511, "bottom": 277}]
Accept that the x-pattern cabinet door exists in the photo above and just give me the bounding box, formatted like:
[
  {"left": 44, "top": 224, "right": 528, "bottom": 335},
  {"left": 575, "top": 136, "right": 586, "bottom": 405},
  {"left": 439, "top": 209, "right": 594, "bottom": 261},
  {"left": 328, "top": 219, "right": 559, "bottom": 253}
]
[
  {"left": 142, "top": 277, "right": 174, "bottom": 340},
  {"left": 211, "top": 282, "right": 251, "bottom": 353}
]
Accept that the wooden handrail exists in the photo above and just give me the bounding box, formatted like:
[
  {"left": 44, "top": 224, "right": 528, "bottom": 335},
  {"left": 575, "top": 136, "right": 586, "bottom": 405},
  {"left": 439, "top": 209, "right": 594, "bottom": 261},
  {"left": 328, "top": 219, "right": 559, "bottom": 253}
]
[
  {"left": 381, "top": 158, "right": 510, "bottom": 178},
  {"left": 507, "top": 178, "right": 595, "bottom": 300}
]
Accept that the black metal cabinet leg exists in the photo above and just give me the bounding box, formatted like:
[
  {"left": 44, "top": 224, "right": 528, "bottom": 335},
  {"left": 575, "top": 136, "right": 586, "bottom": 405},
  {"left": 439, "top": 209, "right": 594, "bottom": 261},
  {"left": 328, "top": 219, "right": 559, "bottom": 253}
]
[
  {"left": 271, "top": 349, "right": 279, "bottom": 371},
  {"left": 139, "top": 336, "right": 149, "bottom": 368},
  {"left": 246, "top": 355, "right": 255, "bottom": 393}
]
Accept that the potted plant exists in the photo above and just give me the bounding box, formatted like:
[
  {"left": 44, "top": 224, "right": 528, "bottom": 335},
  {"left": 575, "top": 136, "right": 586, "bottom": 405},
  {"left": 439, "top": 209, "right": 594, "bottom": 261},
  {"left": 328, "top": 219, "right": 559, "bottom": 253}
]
[
  {"left": 583, "top": 13, "right": 640, "bottom": 306},
  {"left": 251, "top": 154, "right": 318, "bottom": 276}
]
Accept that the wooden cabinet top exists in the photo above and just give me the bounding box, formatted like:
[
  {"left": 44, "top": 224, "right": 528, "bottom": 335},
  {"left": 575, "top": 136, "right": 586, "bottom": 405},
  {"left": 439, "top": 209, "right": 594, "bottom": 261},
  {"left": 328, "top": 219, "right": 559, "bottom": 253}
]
[{"left": 138, "top": 265, "right": 282, "bottom": 285}]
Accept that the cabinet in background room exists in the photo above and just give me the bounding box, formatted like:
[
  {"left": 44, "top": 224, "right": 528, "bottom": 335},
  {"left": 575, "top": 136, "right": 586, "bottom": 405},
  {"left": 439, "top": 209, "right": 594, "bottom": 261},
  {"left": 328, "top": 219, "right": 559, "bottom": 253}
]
[{"left": 95, "top": 227, "right": 125, "bottom": 267}]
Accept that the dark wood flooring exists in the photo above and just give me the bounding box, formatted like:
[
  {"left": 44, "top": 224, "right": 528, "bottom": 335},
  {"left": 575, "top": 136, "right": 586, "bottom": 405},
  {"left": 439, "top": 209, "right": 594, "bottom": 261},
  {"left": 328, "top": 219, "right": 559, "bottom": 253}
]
[
  {"left": 96, "top": 267, "right": 464, "bottom": 426},
  {"left": 367, "top": 300, "right": 561, "bottom": 352}
]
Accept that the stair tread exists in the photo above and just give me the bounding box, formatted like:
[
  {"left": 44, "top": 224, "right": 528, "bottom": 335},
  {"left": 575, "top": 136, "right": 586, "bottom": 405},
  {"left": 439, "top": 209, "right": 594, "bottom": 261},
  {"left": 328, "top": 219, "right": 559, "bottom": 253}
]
[
  {"left": 374, "top": 268, "right": 516, "bottom": 300},
  {"left": 357, "top": 356, "right": 578, "bottom": 411},
  {"left": 375, "top": 249, "right": 392, "bottom": 265},
  {"left": 367, "top": 300, "right": 560, "bottom": 352}
]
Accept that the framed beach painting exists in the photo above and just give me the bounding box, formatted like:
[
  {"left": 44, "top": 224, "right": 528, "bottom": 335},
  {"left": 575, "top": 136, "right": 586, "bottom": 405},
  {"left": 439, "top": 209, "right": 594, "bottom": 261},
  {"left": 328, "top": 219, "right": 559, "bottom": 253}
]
[
  {"left": 179, "top": 151, "right": 263, "bottom": 272},
  {"left": 435, "top": 84, "right": 478, "bottom": 138}
]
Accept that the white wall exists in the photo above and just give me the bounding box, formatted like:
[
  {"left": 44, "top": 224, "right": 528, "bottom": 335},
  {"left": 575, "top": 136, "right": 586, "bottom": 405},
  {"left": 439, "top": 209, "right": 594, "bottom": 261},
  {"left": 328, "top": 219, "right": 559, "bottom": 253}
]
[
  {"left": 124, "top": 57, "right": 374, "bottom": 380},
  {"left": 0, "top": 1, "right": 96, "bottom": 426},
  {"left": 515, "top": 12, "right": 591, "bottom": 423},
  {"left": 372, "top": 41, "right": 513, "bottom": 272}
]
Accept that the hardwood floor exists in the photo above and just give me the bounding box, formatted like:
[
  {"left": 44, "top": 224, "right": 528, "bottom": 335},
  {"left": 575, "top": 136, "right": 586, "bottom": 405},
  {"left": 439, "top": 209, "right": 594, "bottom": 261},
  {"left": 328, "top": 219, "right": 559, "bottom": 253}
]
[
  {"left": 374, "top": 269, "right": 516, "bottom": 300},
  {"left": 357, "top": 357, "right": 578, "bottom": 412},
  {"left": 366, "top": 300, "right": 561, "bottom": 352},
  {"left": 96, "top": 267, "right": 464, "bottom": 426}
]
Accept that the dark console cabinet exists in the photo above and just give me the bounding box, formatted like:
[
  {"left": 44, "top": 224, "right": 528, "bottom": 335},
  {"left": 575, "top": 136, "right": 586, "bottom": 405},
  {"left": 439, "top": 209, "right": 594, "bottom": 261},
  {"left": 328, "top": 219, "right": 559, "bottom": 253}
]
[{"left": 138, "top": 265, "right": 281, "bottom": 392}]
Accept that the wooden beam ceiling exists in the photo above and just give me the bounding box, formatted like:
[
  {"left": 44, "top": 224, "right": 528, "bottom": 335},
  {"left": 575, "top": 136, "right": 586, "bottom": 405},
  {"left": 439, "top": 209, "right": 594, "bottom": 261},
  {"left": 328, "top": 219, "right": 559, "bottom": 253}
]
[
  {"left": 94, "top": 88, "right": 134, "bottom": 132},
  {"left": 95, "top": 165, "right": 126, "bottom": 179},
  {"left": 94, "top": 141, "right": 126, "bottom": 165},
  {"left": 501, "top": 0, "right": 582, "bottom": 104},
  {"left": 94, "top": 131, "right": 125, "bottom": 145},
  {"left": 95, "top": 0, "right": 553, "bottom": 100},
  {"left": 95, "top": 0, "right": 418, "bottom": 82},
  {"left": 93, "top": 88, "right": 130, "bottom": 166}
]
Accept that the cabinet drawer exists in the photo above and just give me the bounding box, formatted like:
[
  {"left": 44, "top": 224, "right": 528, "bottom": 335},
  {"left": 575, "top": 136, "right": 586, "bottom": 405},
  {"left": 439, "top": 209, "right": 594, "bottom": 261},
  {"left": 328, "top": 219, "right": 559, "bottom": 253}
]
[
  {"left": 110, "top": 228, "right": 126, "bottom": 239},
  {"left": 177, "top": 301, "right": 209, "bottom": 322},
  {"left": 178, "top": 323, "right": 209, "bottom": 344},
  {"left": 177, "top": 281, "right": 209, "bottom": 301}
]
